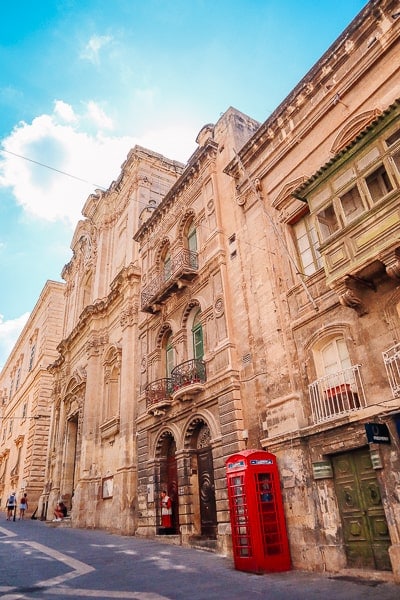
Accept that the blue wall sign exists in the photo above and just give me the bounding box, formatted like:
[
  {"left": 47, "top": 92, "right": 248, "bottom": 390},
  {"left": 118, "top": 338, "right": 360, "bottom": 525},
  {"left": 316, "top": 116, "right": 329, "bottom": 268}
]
[{"left": 365, "top": 422, "right": 391, "bottom": 444}]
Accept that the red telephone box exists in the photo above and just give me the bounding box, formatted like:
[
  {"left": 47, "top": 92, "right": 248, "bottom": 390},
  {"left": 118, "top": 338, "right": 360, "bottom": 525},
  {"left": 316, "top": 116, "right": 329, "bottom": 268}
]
[{"left": 226, "top": 449, "right": 291, "bottom": 573}]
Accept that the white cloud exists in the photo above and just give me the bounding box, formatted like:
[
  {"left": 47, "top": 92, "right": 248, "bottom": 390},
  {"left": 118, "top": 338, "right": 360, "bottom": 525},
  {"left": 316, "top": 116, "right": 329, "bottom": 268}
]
[
  {"left": 0, "top": 312, "right": 30, "bottom": 371},
  {"left": 85, "top": 101, "right": 114, "bottom": 130},
  {"left": 0, "top": 105, "right": 133, "bottom": 225},
  {"left": 0, "top": 100, "right": 198, "bottom": 227},
  {"left": 54, "top": 100, "right": 78, "bottom": 123},
  {"left": 80, "top": 34, "right": 113, "bottom": 65}
]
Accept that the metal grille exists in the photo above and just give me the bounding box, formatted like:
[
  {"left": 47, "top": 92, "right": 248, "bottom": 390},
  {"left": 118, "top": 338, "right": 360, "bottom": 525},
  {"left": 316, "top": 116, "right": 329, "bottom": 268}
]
[{"left": 382, "top": 342, "right": 400, "bottom": 398}]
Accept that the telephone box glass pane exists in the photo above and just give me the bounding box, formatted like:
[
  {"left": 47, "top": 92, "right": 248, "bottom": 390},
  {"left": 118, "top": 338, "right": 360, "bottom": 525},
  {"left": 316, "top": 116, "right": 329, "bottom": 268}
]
[
  {"left": 256, "top": 472, "right": 283, "bottom": 555},
  {"left": 228, "top": 474, "right": 253, "bottom": 557}
]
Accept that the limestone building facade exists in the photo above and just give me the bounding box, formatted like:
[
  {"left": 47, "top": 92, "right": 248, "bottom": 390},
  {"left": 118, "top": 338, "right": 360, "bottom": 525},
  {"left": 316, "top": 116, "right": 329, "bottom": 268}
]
[
  {"left": 224, "top": 0, "right": 400, "bottom": 579},
  {"left": 133, "top": 109, "right": 260, "bottom": 551},
  {"left": 44, "top": 148, "right": 183, "bottom": 531},
  {"left": 0, "top": 280, "right": 65, "bottom": 516},
  {"left": 30, "top": 0, "right": 400, "bottom": 583}
]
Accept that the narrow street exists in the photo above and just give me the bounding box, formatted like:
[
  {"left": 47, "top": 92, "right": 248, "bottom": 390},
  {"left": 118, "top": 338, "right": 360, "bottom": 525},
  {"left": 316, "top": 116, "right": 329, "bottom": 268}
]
[{"left": 0, "top": 519, "right": 398, "bottom": 600}]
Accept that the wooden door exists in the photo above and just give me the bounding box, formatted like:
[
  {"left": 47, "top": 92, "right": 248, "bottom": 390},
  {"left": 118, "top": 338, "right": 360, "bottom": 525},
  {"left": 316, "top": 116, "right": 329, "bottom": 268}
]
[
  {"left": 197, "top": 447, "right": 217, "bottom": 538},
  {"left": 332, "top": 448, "right": 391, "bottom": 570}
]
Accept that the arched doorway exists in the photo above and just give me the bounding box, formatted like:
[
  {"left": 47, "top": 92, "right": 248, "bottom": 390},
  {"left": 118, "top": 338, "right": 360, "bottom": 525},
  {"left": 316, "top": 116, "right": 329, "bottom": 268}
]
[
  {"left": 189, "top": 421, "right": 217, "bottom": 539},
  {"left": 62, "top": 413, "right": 78, "bottom": 509},
  {"left": 157, "top": 432, "right": 179, "bottom": 534}
]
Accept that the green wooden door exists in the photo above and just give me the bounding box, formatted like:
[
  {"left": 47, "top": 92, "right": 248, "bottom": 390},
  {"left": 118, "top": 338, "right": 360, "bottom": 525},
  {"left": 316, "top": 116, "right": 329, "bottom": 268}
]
[
  {"left": 197, "top": 446, "right": 217, "bottom": 538},
  {"left": 332, "top": 448, "right": 391, "bottom": 571}
]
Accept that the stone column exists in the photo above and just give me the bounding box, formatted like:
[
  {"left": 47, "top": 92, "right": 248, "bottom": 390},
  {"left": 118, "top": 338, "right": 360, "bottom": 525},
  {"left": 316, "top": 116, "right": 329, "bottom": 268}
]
[{"left": 117, "top": 299, "right": 140, "bottom": 534}]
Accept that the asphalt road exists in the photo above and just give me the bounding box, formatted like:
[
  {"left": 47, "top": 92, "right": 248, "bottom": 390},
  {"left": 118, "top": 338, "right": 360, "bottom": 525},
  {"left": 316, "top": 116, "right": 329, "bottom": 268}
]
[{"left": 0, "top": 518, "right": 398, "bottom": 600}]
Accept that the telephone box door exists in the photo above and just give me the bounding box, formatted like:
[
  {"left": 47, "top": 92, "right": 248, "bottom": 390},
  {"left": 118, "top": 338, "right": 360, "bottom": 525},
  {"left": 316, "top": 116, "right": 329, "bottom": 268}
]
[{"left": 226, "top": 449, "right": 291, "bottom": 573}]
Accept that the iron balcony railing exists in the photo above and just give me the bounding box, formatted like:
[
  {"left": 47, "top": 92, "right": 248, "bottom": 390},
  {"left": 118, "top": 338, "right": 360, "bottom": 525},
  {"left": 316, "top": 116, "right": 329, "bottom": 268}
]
[
  {"left": 141, "top": 249, "right": 198, "bottom": 311},
  {"left": 144, "top": 378, "right": 173, "bottom": 411},
  {"left": 309, "top": 364, "right": 366, "bottom": 424},
  {"left": 382, "top": 342, "right": 400, "bottom": 399},
  {"left": 171, "top": 359, "right": 206, "bottom": 391}
]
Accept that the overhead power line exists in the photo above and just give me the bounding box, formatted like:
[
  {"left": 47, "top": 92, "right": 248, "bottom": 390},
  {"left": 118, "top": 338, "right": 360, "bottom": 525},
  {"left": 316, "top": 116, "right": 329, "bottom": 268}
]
[{"left": 1, "top": 148, "right": 106, "bottom": 190}]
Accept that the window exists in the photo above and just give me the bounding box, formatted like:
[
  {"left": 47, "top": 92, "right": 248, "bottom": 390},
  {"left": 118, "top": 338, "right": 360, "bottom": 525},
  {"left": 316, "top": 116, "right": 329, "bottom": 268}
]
[
  {"left": 192, "top": 311, "right": 204, "bottom": 360},
  {"left": 316, "top": 204, "right": 339, "bottom": 240},
  {"left": 165, "top": 333, "right": 174, "bottom": 378},
  {"left": 164, "top": 252, "right": 171, "bottom": 281},
  {"left": 101, "top": 346, "right": 121, "bottom": 437},
  {"left": 22, "top": 402, "right": 27, "bottom": 420},
  {"left": 365, "top": 164, "right": 393, "bottom": 202},
  {"left": 28, "top": 345, "right": 36, "bottom": 371},
  {"left": 82, "top": 273, "right": 93, "bottom": 309},
  {"left": 309, "top": 335, "right": 365, "bottom": 423},
  {"left": 340, "top": 185, "right": 364, "bottom": 222},
  {"left": 187, "top": 223, "right": 198, "bottom": 269},
  {"left": 15, "top": 368, "right": 21, "bottom": 391},
  {"left": 320, "top": 338, "right": 351, "bottom": 377},
  {"left": 385, "top": 128, "right": 400, "bottom": 147},
  {"left": 392, "top": 149, "right": 400, "bottom": 173},
  {"left": 187, "top": 224, "right": 197, "bottom": 253},
  {"left": 293, "top": 216, "right": 322, "bottom": 276},
  {"left": 105, "top": 366, "right": 119, "bottom": 420}
]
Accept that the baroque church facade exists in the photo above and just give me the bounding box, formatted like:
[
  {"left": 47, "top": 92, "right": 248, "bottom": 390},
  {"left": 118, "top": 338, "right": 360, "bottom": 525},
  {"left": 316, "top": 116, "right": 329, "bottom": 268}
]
[{"left": 1, "top": 0, "right": 399, "bottom": 582}]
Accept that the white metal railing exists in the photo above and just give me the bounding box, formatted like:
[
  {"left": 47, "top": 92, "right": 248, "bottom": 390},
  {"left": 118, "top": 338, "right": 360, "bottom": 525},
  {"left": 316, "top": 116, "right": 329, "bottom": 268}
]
[
  {"left": 309, "top": 364, "right": 366, "bottom": 424},
  {"left": 382, "top": 342, "right": 400, "bottom": 399}
]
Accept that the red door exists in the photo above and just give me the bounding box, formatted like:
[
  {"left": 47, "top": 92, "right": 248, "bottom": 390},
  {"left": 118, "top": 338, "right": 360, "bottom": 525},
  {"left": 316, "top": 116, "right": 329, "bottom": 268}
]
[{"left": 167, "top": 454, "right": 179, "bottom": 533}]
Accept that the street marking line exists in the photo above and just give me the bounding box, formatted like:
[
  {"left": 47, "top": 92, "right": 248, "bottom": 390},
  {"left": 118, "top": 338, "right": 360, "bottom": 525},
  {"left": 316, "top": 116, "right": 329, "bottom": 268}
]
[
  {"left": 0, "top": 525, "right": 18, "bottom": 538},
  {"left": 0, "top": 529, "right": 170, "bottom": 600},
  {"left": 24, "top": 541, "right": 95, "bottom": 587},
  {"left": 0, "top": 533, "right": 95, "bottom": 592},
  {"left": 49, "top": 589, "right": 170, "bottom": 599}
]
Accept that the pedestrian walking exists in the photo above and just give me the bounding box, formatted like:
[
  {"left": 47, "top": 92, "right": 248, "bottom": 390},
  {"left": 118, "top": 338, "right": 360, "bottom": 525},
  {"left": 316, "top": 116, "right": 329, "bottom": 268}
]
[
  {"left": 6, "top": 492, "right": 17, "bottom": 521},
  {"left": 19, "top": 493, "right": 28, "bottom": 519}
]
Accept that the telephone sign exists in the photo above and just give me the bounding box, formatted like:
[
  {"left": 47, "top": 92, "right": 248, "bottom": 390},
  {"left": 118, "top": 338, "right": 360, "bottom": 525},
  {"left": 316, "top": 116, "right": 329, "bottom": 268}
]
[{"left": 365, "top": 422, "right": 391, "bottom": 444}]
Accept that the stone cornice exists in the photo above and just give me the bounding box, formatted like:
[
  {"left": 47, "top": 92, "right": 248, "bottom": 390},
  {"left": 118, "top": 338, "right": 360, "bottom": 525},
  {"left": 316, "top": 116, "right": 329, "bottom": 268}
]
[{"left": 224, "top": 0, "right": 400, "bottom": 181}]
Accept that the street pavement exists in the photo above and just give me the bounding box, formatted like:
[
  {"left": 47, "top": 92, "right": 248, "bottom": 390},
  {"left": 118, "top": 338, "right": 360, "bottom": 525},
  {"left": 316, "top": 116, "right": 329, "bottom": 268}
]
[{"left": 0, "top": 518, "right": 399, "bottom": 600}]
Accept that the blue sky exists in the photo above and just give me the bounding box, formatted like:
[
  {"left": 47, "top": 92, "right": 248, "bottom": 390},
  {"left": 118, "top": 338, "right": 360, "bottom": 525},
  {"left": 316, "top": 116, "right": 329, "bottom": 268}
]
[{"left": 0, "top": 0, "right": 367, "bottom": 368}]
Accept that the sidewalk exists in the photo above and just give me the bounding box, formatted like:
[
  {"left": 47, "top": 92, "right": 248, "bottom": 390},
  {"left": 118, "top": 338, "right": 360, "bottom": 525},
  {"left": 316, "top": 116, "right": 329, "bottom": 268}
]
[{"left": 0, "top": 519, "right": 398, "bottom": 600}]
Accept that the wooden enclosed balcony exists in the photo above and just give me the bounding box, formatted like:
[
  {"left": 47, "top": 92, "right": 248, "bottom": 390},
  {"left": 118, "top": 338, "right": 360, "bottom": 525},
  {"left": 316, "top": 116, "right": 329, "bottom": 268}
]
[
  {"left": 308, "top": 364, "right": 367, "bottom": 424},
  {"left": 141, "top": 249, "right": 198, "bottom": 313},
  {"left": 319, "top": 193, "right": 400, "bottom": 290},
  {"left": 171, "top": 359, "right": 206, "bottom": 401},
  {"left": 145, "top": 378, "right": 173, "bottom": 415}
]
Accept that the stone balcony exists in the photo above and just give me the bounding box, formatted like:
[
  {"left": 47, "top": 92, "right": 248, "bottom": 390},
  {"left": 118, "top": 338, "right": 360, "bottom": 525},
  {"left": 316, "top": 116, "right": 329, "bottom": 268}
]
[
  {"left": 141, "top": 249, "right": 198, "bottom": 313},
  {"left": 145, "top": 378, "right": 173, "bottom": 416},
  {"left": 170, "top": 359, "right": 206, "bottom": 401},
  {"left": 144, "top": 360, "right": 207, "bottom": 415}
]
